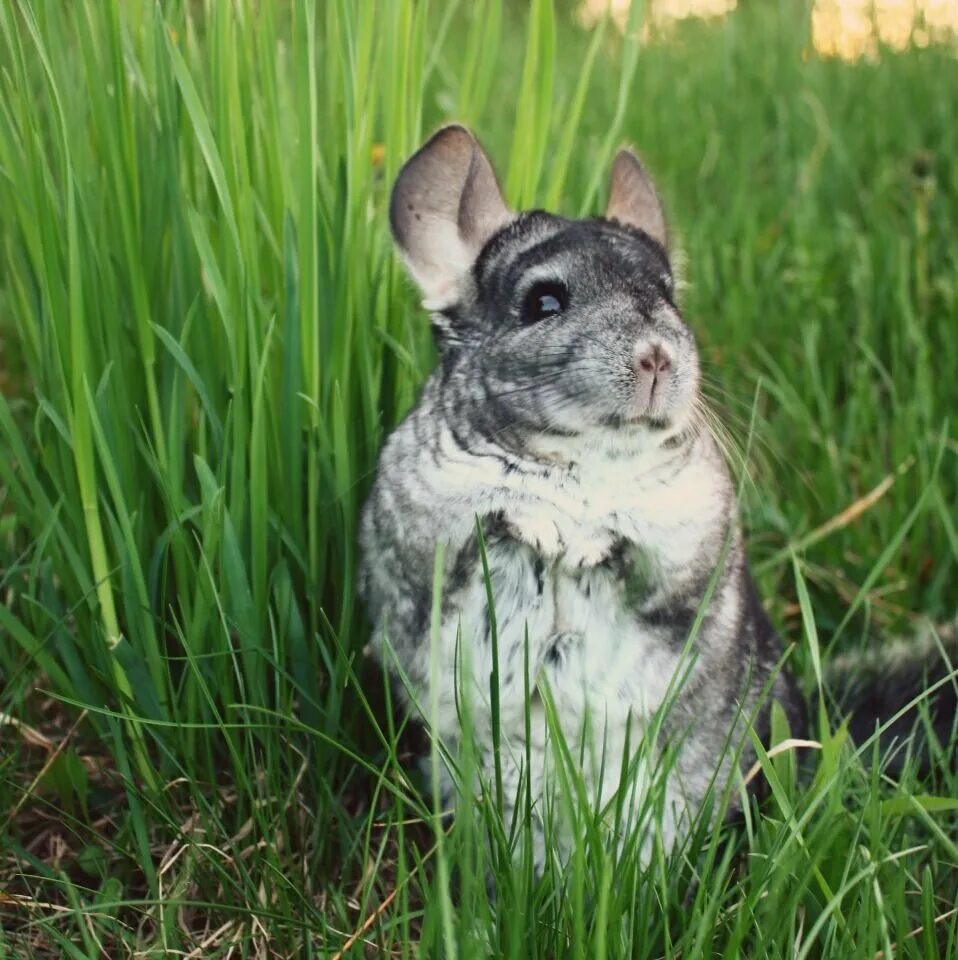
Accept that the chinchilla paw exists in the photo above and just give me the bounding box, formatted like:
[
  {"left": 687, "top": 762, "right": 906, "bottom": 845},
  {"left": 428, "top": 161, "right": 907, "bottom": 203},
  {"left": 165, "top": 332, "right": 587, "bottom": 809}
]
[
  {"left": 564, "top": 528, "right": 616, "bottom": 569},
  {"left": 505, "top": 510, "right": 565, "bottom": 558}
]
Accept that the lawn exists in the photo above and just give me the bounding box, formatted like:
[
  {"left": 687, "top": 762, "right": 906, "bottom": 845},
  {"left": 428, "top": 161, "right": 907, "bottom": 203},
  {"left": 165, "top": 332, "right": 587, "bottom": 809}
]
[{"left": 0, "top": 0, "right": 956, "bottom": 956}]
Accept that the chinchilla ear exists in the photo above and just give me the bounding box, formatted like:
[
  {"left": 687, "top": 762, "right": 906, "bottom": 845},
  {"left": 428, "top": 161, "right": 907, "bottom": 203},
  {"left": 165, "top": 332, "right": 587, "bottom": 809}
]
[
  {"left": 605, "top": 148, "right": 668, "bottom": 249},
  {"left": 390, "top": 125, "right": 512, "bottom": 309}
]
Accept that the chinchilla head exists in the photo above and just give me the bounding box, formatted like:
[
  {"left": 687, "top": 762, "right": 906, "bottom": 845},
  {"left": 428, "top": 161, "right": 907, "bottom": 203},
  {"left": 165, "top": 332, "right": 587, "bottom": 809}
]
[{"left": 390, "top": 124, "right": 700, "bottom": 439}]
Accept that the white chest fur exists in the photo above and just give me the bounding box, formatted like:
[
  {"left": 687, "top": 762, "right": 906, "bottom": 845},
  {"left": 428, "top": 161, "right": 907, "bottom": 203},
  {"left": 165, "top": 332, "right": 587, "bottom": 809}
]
[
  {"left": 403, "top": 425, "right": 735, "bottom": 865},
  {"left": 428, "top": 426, "right": 728, "bottom": 737}
]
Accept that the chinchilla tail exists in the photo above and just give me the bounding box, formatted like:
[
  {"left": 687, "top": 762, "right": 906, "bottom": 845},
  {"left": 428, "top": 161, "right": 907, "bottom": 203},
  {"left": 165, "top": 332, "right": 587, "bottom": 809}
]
[{"left": 822, "top": 616, "right": 957, "bottom": 772}]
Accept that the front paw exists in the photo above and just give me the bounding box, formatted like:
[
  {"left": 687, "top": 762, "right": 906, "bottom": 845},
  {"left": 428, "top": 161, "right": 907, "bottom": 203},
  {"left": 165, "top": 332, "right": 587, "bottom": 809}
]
[
  {"left": 544, "top": 630, "right": 581, "bottom": 668},
  {"left": 505, "top": 510, "right": 565, "bottom": 559},
  {"left": 563, "top": 528, "right": 617, "bottom": 569}
]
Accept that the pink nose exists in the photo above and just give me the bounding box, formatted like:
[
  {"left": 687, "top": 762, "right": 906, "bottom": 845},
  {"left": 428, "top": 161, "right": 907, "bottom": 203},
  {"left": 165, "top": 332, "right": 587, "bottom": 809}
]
[{"left": 634, "top": 344, "right": 671, "bottom": 376}]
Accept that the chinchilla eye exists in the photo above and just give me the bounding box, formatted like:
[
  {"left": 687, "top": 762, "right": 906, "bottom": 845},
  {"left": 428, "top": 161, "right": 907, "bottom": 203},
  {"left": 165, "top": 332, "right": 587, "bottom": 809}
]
[{"left": 521, "top": 281, "right": 569, "bottom": 324}]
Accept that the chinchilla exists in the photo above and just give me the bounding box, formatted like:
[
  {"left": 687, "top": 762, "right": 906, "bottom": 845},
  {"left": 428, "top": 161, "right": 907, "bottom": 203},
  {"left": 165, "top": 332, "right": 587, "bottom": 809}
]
[{"left": 358, "top": 125, "right": 955, "bottom": 871}]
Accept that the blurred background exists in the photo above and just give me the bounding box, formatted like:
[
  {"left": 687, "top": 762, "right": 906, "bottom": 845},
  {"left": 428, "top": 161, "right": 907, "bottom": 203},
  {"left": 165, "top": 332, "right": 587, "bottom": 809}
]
[{"left": 589, "top": 0, "right": 958, "bottom": 62}]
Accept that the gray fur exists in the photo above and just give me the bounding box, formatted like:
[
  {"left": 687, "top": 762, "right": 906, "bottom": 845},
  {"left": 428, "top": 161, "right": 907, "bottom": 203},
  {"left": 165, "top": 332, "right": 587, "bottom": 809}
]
[{"left": 360, "top": 126, "right": 803, "bottom": 868}]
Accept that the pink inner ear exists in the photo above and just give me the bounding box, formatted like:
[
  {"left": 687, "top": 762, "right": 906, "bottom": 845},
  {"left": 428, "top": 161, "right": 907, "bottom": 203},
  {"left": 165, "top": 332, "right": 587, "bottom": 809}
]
[
  {"left": 458, "top": 144, "right": 511, "bottom": 249},
  {"left": 605, "top": 150, "right": 667, "bottom": 248},
  {"left": 390, "top": 125, "right": 512, "bottom": 302}
]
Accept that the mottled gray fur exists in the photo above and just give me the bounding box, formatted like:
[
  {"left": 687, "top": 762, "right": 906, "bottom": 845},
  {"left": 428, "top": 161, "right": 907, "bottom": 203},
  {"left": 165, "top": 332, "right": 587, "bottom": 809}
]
[{"left": 359, "top": 125, "right": 804, "bottom": 868}]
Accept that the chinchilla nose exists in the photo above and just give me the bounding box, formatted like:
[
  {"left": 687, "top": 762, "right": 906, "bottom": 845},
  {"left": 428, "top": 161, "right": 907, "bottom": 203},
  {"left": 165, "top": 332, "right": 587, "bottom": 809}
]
[{"left": 633, "top": 343, "right": 672, "bottom": 377}]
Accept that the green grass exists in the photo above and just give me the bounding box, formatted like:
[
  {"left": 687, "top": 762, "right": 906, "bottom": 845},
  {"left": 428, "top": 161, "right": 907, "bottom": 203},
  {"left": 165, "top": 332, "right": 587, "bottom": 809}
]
[{"left": 0, "top": 0, "right": 956, "bottom": 955}]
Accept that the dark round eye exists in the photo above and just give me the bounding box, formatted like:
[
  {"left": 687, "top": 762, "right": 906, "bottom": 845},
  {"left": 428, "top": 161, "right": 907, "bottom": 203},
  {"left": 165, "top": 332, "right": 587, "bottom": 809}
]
[{"left": 521, "top": 281, "right": 568, "bottom": 324}]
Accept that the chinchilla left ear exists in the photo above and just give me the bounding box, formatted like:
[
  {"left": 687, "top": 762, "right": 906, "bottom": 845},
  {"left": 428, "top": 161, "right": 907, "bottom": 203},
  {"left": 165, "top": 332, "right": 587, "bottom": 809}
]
[
  {"left": 389, "top": 124, "right": 512, "bottom": 309},
  {"left": 605, "top": 148, "right": 668, "bottom": 250}
]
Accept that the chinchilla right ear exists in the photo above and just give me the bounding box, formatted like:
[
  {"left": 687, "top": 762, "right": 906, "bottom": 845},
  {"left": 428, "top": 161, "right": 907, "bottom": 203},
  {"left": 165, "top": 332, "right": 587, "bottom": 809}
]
[
  {"left": 605, "top": 148, "right": 668, "bottom": 250},
  {"left": 389, "top": 125, "right": 512, "bottom": 310}
]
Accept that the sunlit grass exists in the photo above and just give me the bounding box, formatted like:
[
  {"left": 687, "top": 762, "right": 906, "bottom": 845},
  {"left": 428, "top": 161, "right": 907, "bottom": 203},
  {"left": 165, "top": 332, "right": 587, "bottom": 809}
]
[
  {"left": 813, "top": 0, "right": 958, "bottom": 60},
  {"left": 580, "top": 0, "right": 958, "bottom": 60}
]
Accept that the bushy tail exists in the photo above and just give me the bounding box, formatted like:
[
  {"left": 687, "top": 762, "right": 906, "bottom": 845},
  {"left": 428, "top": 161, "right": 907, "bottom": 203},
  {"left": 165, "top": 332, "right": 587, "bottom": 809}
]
[{"left": 823, "top": 617, "right": 957, "bottom": 771}]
